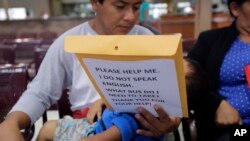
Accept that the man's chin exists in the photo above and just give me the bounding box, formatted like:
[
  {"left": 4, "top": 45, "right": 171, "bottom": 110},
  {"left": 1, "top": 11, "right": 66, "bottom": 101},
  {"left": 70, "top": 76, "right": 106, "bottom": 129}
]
[{"left": 114, "top": 28, "right": 131, "bottom": 35}]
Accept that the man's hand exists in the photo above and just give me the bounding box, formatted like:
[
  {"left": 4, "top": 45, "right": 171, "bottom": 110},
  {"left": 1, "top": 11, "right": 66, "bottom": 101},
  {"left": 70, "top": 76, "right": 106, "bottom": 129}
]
[
  {"left": 215, "top": 100, "right": 242, "bottom": 126},
  {"left": 87, "top": 99, "right": 105, "bottom": 124},
  {"left": 135, "top": 104, "right": 181, "bottom": 137}
]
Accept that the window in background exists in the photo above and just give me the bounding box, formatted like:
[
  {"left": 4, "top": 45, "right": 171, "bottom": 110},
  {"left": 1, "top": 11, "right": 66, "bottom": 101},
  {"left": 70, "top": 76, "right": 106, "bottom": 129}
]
[
  {"left": 61, "top": 2, "right": 94, "bottom": 18},
  {"left": 8, "top": 7, "right": 27, "bottom": 20},
  {"left": 176, "top": 2, "right": 193, "bottom": 14},
  {"left": 0, "top": 9, "right": 7, "bottom": 20},
  {"left": 0, "top": 7, "right": 27, "bottom": 20},
  {"left": 149, "top": 3, "right": 168, "bottom": 20}
]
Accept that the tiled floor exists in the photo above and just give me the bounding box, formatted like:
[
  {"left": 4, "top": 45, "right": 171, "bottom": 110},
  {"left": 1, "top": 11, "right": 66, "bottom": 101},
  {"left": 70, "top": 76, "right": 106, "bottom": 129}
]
[{"left": 31, "top": 110, "right": 184, "bottom": 141}]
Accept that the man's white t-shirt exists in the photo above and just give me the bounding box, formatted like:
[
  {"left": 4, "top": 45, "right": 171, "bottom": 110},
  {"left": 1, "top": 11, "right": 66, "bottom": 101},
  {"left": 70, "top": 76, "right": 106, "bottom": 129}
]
[{"left": 10, "top": 22, "right": 153, "bottom": 124}]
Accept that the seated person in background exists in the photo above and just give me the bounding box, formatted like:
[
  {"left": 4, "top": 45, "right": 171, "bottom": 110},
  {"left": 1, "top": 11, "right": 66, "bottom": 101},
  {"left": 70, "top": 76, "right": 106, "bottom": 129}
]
[
  {"left": 187, "top": 0, "right": 250, "bottom": 140},
  {"left": 139, "top": 0, "right": 159, "bottom": 34},
  {"left": 36, "top": 58, "right": 209, "bottom": 141}
]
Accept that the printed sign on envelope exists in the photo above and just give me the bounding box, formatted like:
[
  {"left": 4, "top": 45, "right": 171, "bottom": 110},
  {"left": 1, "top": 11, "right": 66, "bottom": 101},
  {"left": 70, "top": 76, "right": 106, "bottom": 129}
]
[{"left": 65, "top": 35, "right": 188, "bottom": 117}]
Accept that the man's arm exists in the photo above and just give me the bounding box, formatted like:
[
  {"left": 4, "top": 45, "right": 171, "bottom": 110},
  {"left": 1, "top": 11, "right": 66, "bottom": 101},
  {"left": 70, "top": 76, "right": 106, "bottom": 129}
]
[
  {"left": 0, "top": 111, "right": 31, "bottom": 141},
  {"left": 135, "top": 104, "right": 181, "bottom": 137},
  {"left": 9, "top": 35, "right": 72, "bottom": 125},
  {"left": 81, "top": 126, "right": 121, "bottom": 141}
]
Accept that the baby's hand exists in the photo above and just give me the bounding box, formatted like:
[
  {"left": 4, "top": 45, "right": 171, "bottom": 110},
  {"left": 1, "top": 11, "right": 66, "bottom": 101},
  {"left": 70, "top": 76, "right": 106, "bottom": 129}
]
[{"left": 87, "top": 99, "right": 105, "bottom": 124}]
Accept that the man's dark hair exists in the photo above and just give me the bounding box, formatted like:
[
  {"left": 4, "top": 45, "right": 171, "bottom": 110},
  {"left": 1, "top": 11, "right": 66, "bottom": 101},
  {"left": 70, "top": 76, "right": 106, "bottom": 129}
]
[{"left": 98, "top": 0, "right": 104, "bottom": 4}]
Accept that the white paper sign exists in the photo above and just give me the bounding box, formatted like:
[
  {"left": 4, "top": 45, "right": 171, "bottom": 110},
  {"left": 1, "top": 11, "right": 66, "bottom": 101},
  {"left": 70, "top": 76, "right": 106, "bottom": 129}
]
[{"left": 83, "top": 58, "right": 182, "bottom": 117}]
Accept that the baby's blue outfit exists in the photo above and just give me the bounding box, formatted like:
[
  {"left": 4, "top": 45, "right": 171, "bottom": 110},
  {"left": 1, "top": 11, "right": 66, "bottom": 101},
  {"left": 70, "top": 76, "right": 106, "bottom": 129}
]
[{"left": 96, "top": 109, "right": 163, "bottom": 141}]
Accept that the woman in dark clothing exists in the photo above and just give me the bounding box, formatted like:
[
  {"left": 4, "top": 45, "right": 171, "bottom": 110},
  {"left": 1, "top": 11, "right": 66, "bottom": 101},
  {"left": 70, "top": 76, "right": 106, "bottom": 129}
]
[{"left": 188, "top": 0, "right": 250, "bottom": 140}]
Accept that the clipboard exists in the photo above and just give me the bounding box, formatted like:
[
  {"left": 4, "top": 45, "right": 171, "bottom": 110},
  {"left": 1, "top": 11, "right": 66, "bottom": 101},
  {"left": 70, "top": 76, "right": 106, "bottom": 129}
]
[{"left": 65, "top": 35, "right": 188, "bottom": 117}]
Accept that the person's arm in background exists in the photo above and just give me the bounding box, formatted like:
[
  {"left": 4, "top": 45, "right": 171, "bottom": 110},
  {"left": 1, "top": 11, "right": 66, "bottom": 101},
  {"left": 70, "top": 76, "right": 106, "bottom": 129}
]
[
  {"left": 143, "top": 3, "right": 150, "bottom": 23},
  {"left": 0, "top": 35, "right": 72, "bottom": 140},
  {"left": 187, "top": 31, "right": 241, "bottom": 126}
]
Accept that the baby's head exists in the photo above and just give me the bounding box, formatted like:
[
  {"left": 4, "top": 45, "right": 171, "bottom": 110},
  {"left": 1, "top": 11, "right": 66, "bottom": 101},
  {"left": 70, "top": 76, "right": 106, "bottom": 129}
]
[{"left": 183, "top": 57, "right": 210, "bottom": 98}]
